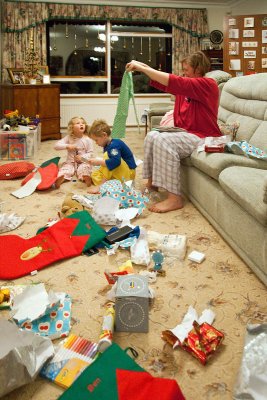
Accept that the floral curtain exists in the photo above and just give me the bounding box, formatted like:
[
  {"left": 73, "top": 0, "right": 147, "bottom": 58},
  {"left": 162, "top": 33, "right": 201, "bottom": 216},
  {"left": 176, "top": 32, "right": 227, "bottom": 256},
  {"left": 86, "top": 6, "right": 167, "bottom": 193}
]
[{"left": 2, "top": 1, "right": 208, "bottom": 80}]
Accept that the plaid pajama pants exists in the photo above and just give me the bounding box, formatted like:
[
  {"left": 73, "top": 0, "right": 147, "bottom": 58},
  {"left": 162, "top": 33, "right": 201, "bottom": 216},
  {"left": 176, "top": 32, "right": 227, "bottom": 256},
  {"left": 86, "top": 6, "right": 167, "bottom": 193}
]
[{"left": 143, "top": 130, "right": 203, "bottom": 195}]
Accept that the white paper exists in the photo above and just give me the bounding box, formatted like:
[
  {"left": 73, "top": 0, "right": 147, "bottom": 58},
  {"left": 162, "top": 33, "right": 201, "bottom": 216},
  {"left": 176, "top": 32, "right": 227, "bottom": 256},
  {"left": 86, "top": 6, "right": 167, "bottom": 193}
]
[
  {"left": 171, "top": 305, "right": 215, "bottom": 344},
  {"left": 11, "top": 283, "right": 60, "bottom": 323},
  {"left": 115, "top": 207, "right": 139, "bottom": 223},
  {"left": 11, "top": 171, "right": 42, "bottom": 198}
]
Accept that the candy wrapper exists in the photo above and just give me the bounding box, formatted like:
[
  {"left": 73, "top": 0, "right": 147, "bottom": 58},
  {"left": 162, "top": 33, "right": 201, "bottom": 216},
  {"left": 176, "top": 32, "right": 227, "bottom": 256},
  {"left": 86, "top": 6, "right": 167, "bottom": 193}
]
[{"left": 162, "top": 320, "right": 224, "bottom": 365}]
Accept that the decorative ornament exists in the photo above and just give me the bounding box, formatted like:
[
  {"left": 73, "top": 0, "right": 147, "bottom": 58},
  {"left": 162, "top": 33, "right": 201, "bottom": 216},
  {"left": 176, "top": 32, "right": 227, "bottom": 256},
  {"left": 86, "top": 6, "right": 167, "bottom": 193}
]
[
  {"left": 65, "top": 22, "right": 69, "bottom": 38},
  {"left": 140, "top": 37, "right": 143, "bottom": 55},
  {"left": 123, "top": 37, "right": 127, "bottom": 49},
  {"left": 23, "top": 28, "right": 41, "bottom": 81},
  {"left": 53, "top": 22, "right": 57, "bottom": 50},
  {"left": 74, "top": 26, "right": 77, "bottom": 55}
]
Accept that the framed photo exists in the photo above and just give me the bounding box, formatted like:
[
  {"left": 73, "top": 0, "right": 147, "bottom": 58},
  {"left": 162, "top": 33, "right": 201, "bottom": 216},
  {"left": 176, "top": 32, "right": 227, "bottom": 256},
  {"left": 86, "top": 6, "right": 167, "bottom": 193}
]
[
  {"left": 242, "top": 41, "right": 258, "bottom": 47},
  {"left": 247, "top": 60, "right": 255, "bottom": 70},
  {"left": 229, "top": 18, "right": 236, "bottom": 26},
  {"left": 262, "top": 58, "right": 267, "bottom": 68},
  {"left": 244, "top": 50, "right": 256, "bottom": 58},
  {"left": 229, "top": 28, "right": 239, "bottom": 39},
  {"left": 7, "top": 68, "right": 25, "bottom": 84},
  {"left": 262, "top": 30, "right": 267, "bottom": 44},
  {"left": 243, "top": 30, "right": 255, "bottom": 38},
  {"left": 229, "top": 59, "right": 241, "bottom": 70},
  {"left": 229, "top": 42, "right": 239, "bottom": 55},
  {"left": 244, "top": 17, "right": 254, "bottom": 28},
  {"left": 42, "top": 74, "right": 51, "bottom": 84},
  {"left": 36, "top": 66, "right": 49, "bottom": 82},
  {"left": 262, "top": 47, "right": 267, "bottom": 54}
]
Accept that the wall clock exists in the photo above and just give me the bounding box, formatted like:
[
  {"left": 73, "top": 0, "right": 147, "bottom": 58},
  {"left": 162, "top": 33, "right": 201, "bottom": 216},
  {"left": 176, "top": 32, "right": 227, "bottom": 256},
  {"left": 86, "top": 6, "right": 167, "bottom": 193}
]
[{"left": 210, "top": 30, "right": 223, "bottom": 45}]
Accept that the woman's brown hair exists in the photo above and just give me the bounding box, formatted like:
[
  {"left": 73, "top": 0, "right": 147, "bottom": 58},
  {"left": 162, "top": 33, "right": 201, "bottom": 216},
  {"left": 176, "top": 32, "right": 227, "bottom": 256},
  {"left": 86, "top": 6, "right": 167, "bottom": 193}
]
[{"left": 181, "top": 51, "right": 211, "bottom": 76}]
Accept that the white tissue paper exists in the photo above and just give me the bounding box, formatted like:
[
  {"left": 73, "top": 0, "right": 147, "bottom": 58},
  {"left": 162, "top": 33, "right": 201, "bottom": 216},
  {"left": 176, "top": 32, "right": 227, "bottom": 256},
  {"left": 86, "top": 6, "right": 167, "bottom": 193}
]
[
  {"left": 0, "top": 213, "right": 25, "bottom": 233},
  {"left": 171, "top": 305, "right": 215, "bottom": 346},
  {"left": 92, "top": 196, "right": 120, "bottom": 225},
  {"left": 130, "top": 227, "right": 150, "bottom": 266}
]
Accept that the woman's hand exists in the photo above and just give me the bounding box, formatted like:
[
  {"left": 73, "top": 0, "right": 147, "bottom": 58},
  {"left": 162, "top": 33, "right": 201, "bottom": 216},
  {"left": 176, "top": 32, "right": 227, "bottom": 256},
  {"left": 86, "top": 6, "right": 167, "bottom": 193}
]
[{"left": 126, "top": 60, "right": 148, "bottom": 72}]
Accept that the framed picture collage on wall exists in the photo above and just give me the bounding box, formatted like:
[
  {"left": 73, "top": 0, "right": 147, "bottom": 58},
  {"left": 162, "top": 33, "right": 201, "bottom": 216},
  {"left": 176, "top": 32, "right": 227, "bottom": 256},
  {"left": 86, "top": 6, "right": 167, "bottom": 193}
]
[{"left": 224, "top": 14, "right": 267, "bottom": 75}]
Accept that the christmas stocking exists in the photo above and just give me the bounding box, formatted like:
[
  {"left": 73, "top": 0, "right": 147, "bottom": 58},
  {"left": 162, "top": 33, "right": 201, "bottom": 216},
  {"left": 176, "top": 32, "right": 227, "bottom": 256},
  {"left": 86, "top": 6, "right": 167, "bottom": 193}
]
[
  {"left": 116, "top": 369, "right": 185, "bottom": 400},
  {"left": 0, "top": 210, "right": 106, "bottom": 280},
  {"left": 111, "top": 71, "right": 140, "bottom": 139}
]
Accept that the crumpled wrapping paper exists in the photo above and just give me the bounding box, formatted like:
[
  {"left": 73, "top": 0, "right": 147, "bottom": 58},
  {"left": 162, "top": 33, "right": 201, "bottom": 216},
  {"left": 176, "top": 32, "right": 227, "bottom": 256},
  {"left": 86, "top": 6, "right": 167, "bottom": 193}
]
[{"left": 0, "top": 320, "right": 54, "bottom": 397}]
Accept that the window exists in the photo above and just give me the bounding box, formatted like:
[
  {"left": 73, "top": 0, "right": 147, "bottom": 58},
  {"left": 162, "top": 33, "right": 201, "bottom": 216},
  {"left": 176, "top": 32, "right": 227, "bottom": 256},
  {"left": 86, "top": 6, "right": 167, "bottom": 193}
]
[{"left": 47, "top": 20, "right": 172, "bottom": 95}]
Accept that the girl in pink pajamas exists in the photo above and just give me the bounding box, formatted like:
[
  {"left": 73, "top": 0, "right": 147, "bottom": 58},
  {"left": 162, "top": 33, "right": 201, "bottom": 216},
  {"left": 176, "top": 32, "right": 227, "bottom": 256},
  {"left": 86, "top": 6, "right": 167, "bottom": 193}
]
[{"left": 54, "top": 116, "right": 94, "bottom": 188}]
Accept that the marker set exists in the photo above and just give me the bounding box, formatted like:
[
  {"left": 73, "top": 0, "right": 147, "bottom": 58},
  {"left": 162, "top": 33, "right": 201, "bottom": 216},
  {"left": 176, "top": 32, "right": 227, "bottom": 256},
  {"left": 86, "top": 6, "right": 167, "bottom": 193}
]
[{"left": 40, "top": 334, "right": 98, "bottom": 388}]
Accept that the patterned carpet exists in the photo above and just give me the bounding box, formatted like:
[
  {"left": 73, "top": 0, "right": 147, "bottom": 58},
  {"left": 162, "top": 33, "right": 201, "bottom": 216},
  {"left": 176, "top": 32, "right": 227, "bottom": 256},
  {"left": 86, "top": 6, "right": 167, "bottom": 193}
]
[{"left": 0, "top": 129, "right": 266, "bottom": 400}]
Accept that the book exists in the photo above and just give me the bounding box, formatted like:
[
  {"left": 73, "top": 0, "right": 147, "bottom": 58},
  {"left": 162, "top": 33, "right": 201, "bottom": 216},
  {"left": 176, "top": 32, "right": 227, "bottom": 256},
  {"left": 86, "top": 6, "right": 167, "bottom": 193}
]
[{"left": 40, "top": 334, "right": 98, "bottom": 389}]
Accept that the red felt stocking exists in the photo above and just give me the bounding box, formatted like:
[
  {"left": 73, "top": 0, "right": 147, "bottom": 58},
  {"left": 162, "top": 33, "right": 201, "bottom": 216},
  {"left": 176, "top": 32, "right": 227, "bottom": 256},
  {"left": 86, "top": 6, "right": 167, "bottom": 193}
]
[
  {"left": 0, "top": 218, "right": 89, "bottom": 280},
  {"left": 116, "top": 369, "right": 185, "bottom": 400}
]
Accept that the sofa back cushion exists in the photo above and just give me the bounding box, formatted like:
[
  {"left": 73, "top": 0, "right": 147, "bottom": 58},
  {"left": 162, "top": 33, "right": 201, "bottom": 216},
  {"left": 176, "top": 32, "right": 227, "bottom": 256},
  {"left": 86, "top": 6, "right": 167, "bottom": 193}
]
[{"left": 218, "top": 73, "right": 267, "bottom": 152}]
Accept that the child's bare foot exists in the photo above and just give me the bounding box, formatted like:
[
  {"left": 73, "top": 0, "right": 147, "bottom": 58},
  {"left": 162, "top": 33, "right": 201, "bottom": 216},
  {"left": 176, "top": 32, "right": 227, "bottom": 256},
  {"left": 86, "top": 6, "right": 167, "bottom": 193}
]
[
  {"left": 148, "top": 193, "right": 183, "bottom": 213},
  {"left": 83, "top": 176, "right": 92, "bottom": 187},
  {"left": 55, "top": 176, "right": 65, "bottom": 189},
  {"left": 87, "top": 185, "right": 100, "bottom": 194}
]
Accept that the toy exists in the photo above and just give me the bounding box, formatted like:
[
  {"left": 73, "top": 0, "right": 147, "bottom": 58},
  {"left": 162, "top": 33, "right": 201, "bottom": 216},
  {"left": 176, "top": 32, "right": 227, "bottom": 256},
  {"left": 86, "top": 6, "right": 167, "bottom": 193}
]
[{"left": 61, "top": 193, "right": 84, "bottom": 217}]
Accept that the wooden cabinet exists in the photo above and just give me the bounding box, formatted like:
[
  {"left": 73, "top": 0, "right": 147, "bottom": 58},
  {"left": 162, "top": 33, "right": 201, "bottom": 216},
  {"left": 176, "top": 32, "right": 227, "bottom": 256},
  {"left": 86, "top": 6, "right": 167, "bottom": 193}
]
[
  {"left": 0, "top": 84, "right": 61, "bottom": 140},
  {"left": 203, "top": 49, "right": 223, "bottom": 71}
]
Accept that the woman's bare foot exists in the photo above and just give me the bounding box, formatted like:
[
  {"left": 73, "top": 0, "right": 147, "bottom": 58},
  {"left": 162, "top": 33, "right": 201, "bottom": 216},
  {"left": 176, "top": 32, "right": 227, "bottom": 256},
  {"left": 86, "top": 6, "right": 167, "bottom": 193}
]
[
  {"left": 55, "top": 176, "right": 65, "bottom": 189},
  {"left": 148, "top": 193, "right": 183, "bottom": 213},
  {"left": 87, "top": 185, "right": 100, "bottom": 194},
  {"left": 83, "top": 176, "right": 92, "bottom": 187}
]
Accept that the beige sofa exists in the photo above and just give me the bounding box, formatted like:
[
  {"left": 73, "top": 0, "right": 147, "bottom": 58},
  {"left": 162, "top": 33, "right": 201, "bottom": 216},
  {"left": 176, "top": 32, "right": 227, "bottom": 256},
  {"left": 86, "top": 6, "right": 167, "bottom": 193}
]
[{"left": 180, "top": 73, "right": 267, "bottom": 286}]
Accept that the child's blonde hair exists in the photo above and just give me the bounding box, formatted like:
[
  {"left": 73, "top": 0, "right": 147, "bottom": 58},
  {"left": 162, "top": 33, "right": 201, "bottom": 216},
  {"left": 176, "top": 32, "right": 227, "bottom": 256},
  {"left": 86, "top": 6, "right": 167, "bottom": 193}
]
[
  {"left": 181, "top": 51, "right": 211, "bottom": 76},
  {"left": 68, "top": 116, "right": 90, "bottom": 137},
  {"left": 89, "top": 119, "right": 111, "bottom": 137}
]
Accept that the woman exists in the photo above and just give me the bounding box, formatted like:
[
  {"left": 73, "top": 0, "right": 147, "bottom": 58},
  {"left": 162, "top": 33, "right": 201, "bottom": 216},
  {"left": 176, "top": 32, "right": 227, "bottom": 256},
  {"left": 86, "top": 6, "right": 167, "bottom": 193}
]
[{"left": 126, "top": 51, "right": 221, "bottom": 213}]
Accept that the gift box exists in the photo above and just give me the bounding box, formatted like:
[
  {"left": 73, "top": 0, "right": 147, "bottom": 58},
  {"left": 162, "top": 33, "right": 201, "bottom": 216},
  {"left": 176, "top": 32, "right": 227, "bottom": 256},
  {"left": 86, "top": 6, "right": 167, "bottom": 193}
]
[{"left": 162, "top": 320, "right": 224, "bottom": 365}]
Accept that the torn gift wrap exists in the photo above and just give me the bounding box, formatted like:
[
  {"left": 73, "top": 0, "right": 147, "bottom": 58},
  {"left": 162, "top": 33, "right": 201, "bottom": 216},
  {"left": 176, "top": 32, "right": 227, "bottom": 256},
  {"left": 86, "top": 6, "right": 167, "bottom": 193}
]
[
  {"left": 0, "top": 320, "right": 54, "bottom": 397},
  {"left": 162, "top": 306, "right": 224, "bottom": 365},
  {"left": 10, "top": 283, "right": 72, "bottom": 339}
]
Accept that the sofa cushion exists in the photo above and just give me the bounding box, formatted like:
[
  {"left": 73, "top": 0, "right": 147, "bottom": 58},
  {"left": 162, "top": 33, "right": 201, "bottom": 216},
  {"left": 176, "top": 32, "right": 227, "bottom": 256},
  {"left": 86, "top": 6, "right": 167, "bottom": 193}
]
[
  {"left": 218, "top": 73, "right": 267, "bottom": 150},
  {"left": 190, "top": 150, "right": 267, "bottom": 180},
  {"left": 219, "top": 166, "right": 267, "bottom": 226},
  {"left": 205, "top": 70, "right": 232, "bottom": 85}
]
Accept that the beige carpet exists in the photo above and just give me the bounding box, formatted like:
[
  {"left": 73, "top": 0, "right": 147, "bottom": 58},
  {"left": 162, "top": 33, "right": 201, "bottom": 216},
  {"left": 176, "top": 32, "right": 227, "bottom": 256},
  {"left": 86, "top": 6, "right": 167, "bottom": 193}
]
[{"left": 0, "top": 129, "right": 267, "bottom": 400}]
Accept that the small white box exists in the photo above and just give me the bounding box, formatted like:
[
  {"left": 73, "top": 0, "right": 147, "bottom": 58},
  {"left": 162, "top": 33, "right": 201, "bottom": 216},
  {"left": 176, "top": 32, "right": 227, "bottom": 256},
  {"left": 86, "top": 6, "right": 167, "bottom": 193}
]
[{"left": 188, "top": 250, "right": 205, "bottom": 264}]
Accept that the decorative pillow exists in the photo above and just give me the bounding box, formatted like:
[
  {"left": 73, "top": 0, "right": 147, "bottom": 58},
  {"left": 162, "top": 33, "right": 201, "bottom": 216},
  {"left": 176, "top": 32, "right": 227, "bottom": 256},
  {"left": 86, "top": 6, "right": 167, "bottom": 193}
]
[
  {"left": 0, "top": 161, "right": 35, "bottom": 180},
  {"left": 205, "top": 70, "right": 232, "bottom": 85},
  {"left": 218, "top": 121, "right": 240, "bottom": 141}
]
